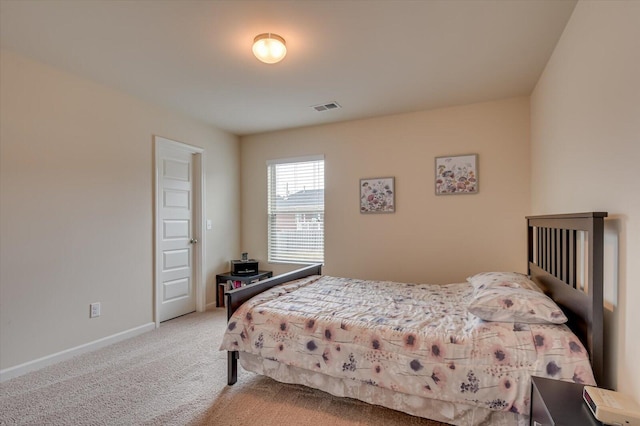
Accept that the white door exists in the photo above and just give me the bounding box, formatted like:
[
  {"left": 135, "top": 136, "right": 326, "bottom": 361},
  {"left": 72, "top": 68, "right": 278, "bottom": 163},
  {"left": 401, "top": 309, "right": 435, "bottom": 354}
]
[{"left": 156, "top": 138, "right": 201, "bottom": 322}]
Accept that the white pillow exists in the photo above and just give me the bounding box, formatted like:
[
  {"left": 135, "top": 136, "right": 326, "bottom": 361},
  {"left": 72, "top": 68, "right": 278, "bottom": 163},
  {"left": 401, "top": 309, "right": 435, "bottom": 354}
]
[
  {"left": 468, "top": 286, "right": 567, "bottom": 324},
  {"left": 467, "top": 271, "right": 542, "bottom": 293}
]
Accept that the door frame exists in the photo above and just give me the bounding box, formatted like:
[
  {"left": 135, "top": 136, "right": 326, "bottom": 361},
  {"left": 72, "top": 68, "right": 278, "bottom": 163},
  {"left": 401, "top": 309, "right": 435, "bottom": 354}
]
[{"left": 154, "top": 135, "right": 206, "bottom": 327}]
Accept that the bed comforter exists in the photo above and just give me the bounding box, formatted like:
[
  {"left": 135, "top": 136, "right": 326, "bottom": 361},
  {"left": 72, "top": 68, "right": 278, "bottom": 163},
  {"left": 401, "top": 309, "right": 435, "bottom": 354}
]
[{"left": 219, "top": 275, "right": 595, "bottom": 415}]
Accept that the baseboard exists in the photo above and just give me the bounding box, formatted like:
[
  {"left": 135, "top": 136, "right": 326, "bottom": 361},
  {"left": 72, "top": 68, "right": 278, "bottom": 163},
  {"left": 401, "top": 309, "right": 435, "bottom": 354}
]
[
  {"left": 205, "top": 301, "right": 219, "bottom": 311},
  {"left": 0, "top": 322, "right": 156, "bottom": 382}
]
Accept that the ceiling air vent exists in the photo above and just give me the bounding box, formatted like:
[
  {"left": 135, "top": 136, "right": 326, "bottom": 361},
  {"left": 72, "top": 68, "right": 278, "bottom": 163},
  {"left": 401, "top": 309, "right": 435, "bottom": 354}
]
[{"left": 311, "top": 102, "right": 341, "bottom": 112}]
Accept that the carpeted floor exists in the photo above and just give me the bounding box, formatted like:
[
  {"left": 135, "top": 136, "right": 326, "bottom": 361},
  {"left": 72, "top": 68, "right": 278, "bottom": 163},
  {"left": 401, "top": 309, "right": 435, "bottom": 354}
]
[{"left": 0, "top": 309, "right": 449, "bottom": 426}]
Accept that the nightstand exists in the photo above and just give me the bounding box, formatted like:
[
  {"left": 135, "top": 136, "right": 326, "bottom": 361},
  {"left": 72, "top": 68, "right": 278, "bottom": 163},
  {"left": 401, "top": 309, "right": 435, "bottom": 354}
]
[
  {"left": 215, "top": 270, "right": 273, "bottom": 307},
  {"left": 530, "top": 376, "right": 602, "bottom": 425}
]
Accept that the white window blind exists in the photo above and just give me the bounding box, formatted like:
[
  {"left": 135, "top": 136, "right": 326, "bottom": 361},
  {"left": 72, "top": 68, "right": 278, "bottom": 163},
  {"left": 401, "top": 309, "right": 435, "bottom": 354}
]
[{"left": 267, "top": 156, "right": 324, "bottom": 264}]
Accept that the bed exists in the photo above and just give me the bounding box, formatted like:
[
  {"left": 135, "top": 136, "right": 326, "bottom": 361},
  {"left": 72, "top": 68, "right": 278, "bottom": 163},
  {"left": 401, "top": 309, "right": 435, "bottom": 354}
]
[{"left": 220, "top": 212, "right": 607, "bottom": 425}]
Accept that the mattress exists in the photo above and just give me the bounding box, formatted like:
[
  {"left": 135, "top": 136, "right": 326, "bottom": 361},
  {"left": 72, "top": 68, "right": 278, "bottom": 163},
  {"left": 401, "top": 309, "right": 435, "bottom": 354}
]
[{"left": 220, "top": 275, "right": 595, "bottom": 418}]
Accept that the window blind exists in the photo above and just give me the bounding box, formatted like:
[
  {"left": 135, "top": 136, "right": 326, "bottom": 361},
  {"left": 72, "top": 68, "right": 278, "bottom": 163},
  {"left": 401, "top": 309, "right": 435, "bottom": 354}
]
[{"left": 267, "top": 156, "right": 324, "bottom": 264}]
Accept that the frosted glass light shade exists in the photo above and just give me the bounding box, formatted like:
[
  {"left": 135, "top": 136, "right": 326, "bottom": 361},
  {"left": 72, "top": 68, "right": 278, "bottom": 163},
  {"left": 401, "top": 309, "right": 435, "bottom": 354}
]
[{"left": 252, "top": 33, "right": 287, "bottom": 64}]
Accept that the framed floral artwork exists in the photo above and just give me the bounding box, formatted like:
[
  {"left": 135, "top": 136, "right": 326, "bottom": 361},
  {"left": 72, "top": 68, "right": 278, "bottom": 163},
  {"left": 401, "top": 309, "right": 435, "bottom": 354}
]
[
  {"left": 435, "top": 154, "right": 478, "bottom": 195},
  {"left": 360, "top": 177, "right": 395, "bottom": 213}
]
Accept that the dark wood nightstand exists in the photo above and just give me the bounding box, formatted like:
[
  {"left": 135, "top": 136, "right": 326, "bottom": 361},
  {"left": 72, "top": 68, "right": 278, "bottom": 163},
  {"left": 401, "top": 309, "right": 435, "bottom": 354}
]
[
  {"left": 530, "top": 376, "right": 603, "bottom": 425},
  {"left": 215, "top": 270, "right": 273, "bottom": 307}
]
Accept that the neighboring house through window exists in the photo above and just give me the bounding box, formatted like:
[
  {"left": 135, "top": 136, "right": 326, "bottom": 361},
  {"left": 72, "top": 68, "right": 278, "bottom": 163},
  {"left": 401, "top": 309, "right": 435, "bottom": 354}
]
[{"left": 267, "top": 156, "right": 324, "bottom": 263}]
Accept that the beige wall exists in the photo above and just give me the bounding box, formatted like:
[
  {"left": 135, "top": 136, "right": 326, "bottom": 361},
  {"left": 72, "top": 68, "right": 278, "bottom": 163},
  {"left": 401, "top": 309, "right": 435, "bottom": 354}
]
[
  {"left": 0, "top": 49, "right": 240, "bottom": 370},
  {"left": 531, "top": 0, "right": 640, "bottom": 400},
  {"left": 241, "top": 97, "right": 531, "bottom": 284}
]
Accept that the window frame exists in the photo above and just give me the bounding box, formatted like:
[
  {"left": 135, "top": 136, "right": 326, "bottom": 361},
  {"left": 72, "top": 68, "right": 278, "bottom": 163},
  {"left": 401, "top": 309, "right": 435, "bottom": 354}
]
[{"left": 266, "top": 155, "right": 325, "bottom": 264}]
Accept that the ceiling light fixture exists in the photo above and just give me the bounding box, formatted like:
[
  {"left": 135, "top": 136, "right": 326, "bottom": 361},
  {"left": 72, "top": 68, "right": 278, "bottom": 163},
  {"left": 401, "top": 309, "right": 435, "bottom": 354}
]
[{"left": 252, "top": 33, "right": 287, "bottom": 64}]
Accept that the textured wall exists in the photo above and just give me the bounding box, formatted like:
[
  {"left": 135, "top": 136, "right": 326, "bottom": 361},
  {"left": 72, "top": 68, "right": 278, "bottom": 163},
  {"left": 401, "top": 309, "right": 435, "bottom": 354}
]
[
  {"left": 531, "top": 0, "right": 640, "bottom": 400},
  {"left": 0, "top": 49, "right": 240, "bottom": 370},
  {"left": 241, "top": 97, "right": 531, "bottom": 284}
]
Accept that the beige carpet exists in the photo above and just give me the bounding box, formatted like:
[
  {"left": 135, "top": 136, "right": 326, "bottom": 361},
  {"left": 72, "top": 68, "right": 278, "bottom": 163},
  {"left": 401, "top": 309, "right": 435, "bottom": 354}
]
[{"left": 0, "top": 309, "right": 449, "bottom": 426}]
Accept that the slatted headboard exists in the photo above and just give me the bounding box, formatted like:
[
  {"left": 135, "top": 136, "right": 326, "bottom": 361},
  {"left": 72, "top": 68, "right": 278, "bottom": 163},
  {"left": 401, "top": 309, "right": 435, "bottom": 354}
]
[{"left": 526, "top": 212, "right": 607, "bottom": 385}]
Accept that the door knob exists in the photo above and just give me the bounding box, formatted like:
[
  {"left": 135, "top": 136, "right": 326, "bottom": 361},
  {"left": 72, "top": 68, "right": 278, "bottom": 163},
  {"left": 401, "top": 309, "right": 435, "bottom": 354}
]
[{"left": 190, "top": 239, "right": 198, "bottom": 244}]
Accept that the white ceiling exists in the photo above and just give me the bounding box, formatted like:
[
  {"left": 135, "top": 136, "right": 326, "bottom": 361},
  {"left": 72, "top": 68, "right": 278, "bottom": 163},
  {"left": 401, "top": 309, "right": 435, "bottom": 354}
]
[{"left": 0, "top": 0, "right": 577, "bottom": 136}]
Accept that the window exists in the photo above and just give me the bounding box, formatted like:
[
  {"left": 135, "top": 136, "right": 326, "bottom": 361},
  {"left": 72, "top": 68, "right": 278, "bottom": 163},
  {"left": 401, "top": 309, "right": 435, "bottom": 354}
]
[{"left": 267, "top": 156, "right": 324, "bottom": 264}]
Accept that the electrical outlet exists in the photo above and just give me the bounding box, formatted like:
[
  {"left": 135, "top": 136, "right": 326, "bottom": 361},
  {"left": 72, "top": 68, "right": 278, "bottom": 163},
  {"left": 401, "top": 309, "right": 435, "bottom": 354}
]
[{"left": 90, "top": 302, "right": 101, "bottom": 318}]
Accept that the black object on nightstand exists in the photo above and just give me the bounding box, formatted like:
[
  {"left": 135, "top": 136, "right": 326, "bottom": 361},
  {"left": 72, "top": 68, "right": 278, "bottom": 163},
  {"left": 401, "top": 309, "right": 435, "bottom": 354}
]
[
  {"left": 530, "top": 376, "right": 603, "bottom": 426},
  {"left": 215, "top": 270, "right": 273, "bottom": 307}
]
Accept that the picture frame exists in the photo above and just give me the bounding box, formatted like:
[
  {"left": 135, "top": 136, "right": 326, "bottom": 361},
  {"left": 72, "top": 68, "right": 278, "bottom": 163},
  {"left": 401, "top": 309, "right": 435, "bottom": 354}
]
[
  {"left": 360, "top": 177, "right": 395, "bottom": 213},
  {"left": 435, "top": 154, "right": 478, "bottom": 195}
]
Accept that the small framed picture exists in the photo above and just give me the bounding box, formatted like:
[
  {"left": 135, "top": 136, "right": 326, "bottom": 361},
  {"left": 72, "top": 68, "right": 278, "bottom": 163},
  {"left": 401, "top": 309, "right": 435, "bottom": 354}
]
[
  {"left": 435, "top": 154, "right": 478, "bottom": 195},
  {"left": 360, "top": 177, "right": 395, "bottom": 213}
]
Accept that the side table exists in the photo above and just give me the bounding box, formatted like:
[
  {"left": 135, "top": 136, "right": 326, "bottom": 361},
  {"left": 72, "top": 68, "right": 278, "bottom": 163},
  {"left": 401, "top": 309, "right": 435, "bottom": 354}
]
[
  {"left": 530, "top": 376, "right": 602, "bottom": 425},
  {"left": 216, "top": 270, "right": 273, "bottom": 307}
]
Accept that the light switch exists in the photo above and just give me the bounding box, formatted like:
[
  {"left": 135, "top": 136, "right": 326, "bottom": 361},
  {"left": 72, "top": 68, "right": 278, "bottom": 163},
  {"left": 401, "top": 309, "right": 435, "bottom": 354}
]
[{"left": 206, "top": 219, "right": 212, "bottom": 230}]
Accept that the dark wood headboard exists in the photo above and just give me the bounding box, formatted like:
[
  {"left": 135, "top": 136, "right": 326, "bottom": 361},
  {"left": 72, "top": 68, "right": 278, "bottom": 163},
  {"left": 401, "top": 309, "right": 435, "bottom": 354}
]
[{"left": 526, "top": 212, "right": 607, "bottom": 385}]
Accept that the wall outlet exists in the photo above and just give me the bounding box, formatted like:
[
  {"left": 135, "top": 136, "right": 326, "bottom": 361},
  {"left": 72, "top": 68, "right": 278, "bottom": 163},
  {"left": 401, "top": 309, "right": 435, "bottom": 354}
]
[{"left": 90, "top": 302, "right": 101, "bottom": 318}]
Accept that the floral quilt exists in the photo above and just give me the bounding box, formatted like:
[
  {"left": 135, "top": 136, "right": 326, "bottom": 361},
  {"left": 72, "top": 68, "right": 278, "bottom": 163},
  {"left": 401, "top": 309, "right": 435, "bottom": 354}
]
[{"left": 219, "top": 275, "right": 595, "bottom": 415}]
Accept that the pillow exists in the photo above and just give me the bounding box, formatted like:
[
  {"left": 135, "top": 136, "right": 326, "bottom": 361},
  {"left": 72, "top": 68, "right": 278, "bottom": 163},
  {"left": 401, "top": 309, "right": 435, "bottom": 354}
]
[
  {"left": 468, "top": 286, "right": 568, "bottom": 324},
  {"left": 467, "top": 271, "right": 542, "bottom": 293}
]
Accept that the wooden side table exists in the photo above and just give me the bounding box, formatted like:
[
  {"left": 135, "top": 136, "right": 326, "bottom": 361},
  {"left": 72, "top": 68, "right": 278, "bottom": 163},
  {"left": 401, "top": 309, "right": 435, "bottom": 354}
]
[
  {"left": 216, "top": 270, "right": 273, "bottom": 307},
  {"left": 530, "top": 376, "right": 602, "bottom": 425}
]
